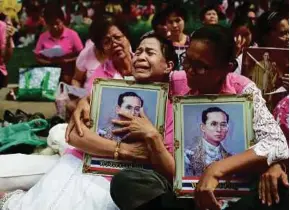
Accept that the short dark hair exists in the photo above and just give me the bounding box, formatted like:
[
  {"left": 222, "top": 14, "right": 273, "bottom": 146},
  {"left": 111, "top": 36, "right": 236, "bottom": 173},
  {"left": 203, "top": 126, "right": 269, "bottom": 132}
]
[
  {"left": 89, "top": 13, "right": 129, "bottom": 52},
  {"left": 202, "top": 107, "right": 229, "bottom": 124},
  {"left": 199, "top": 6, "right": 219, "bottom": 22},
  {"left": 118, "top": 92, "right": 144, "bottom": 107},
  {"left": 151, "top": 10, "right": 167, "bottom": 31},
  {"left": 43, "top": 4, "right": 65, "bottom": 25},
  {"left": 140, "top": 33, "right": 178, "bottom": 69},
  {"left": 256, "top": 11, "right": 288, "bottom": 46},
  {"left": 190, "top": 25, "right": 235, "bottom": 65},
  {"left": 163, "top": 4, "right": 188, "bottom": 22}
]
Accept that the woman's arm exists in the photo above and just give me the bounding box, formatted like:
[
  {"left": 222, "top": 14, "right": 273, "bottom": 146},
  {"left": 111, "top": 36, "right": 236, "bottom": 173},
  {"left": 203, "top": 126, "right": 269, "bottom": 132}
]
[
  {"left": 111, "top": 110, "right": 175, "bottom": 179},
  {"left": 68, "top": 123, "right": 149, "bottom": 161},
  {"left": 243, "top": 83, "right": 288, "bottom": 165},
  {"left": 145, "top": 131, "right": 175, "bottom": 179},
  {"left": 71, "top": 67, "right": 86, "bottom": 88}
]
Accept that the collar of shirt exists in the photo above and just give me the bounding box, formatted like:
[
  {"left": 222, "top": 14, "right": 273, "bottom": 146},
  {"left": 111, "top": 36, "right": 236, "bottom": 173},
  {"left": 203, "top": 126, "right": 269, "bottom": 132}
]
[
  {"left": 48, "top": 27, "right": 69, "bottom": 41},
  {"left": 202, "top": 137, "right": 223, "bottom": 164}
]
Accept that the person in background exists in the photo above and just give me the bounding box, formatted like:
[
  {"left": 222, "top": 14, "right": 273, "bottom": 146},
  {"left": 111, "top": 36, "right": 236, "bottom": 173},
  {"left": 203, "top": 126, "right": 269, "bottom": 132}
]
[
  {"left": 164, "top": 4, "right": 190, "bottom": 70},
  {"left": 256, "top": 10, "right": 289, "bottom": 109},
  {"left": 141, "top": 9, "right": 170, "bottom": 40},
  {"left": 34, "top": 4, "right": 83, "bottom": 84},
  {"left": 0, "top": 18, "right": 14, "bottom": 89},
  {"left": 68, "top": 13, "right": 132, "bottom": 114},
  {"left": 256, "top": 10, "right": 289, "bottom": 49},
  {"left": 199, "top": 5, "right": 219, "bottom": 25},
  {"left": 231, "top": 15, "right": 257, "bottom": 74}
]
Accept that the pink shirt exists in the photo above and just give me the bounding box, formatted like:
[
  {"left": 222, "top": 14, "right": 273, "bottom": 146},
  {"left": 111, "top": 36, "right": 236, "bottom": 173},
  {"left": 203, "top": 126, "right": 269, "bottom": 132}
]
[
  {"left": 273, "top": 95, "right": 289, "bottom": 141},
  {"left": 0, "top": 20, "right": 14, "bottom": 76},
  {"left": 86, "top": 59, "right": 124, "bottom": 93},
  {"left": 76, "top": 39, "right": 101, "bottom": 90},
  {"left": 35, "top": 27, "right": 83, "bottom": 56}
]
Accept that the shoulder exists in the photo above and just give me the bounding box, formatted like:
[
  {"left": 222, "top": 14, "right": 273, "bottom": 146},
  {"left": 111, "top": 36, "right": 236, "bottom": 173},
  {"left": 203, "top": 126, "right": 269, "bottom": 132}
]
[
  {"left": 64, "top": 27, "right": 80, "bottom": 38},
  {"left": 225, "top": 72, "right": 254, "bottom": 94},
  {"left": 170, "top": 71, "right": 190, "bottom": 96},
  {"left": 39, "top": 30, "right": 50, "bottom": 39}
]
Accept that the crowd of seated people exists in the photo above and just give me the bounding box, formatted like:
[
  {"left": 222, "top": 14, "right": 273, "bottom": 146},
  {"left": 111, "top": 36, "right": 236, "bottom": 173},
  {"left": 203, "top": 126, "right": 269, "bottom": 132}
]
[{"left": 0, "top": 1, "right": 289, "bottom": 210}]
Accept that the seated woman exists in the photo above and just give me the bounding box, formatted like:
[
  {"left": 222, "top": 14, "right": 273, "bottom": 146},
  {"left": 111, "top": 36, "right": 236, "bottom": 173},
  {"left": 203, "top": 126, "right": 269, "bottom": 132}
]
[
  {"left": 0, "top": 34, "right": 178, "bottom": 210},
  {"left": 67, "top": 13, "right": 133, "bottom": 113},
  {"left": 109, "top": 25, "right": 288, "bottom": 210},
  {"left": 34, "top": 4, "right": 84, "bottom": 84},
  {"left": 70, "top": 13, "right": 132, "bottom": 90}
]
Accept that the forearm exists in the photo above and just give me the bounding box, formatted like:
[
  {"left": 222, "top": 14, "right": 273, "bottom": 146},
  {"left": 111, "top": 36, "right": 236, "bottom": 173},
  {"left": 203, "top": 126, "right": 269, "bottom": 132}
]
[
  {"left": 71, "top": 79, "right": 82, "bottom": 88},
  {"left": 64, "top": 56, "right": 78, "bottom": 63},
  {"left": 35, "top": 55, "right": 53, "bottom": 65},
  {"left": 69, "top": 132, "right": 117, "bottom": 158},
  {"left": 146, "top": 132, "right": 175, "bottom": 179},
  {"left": 211, "top": 149, "right": 268, "bottom": 178},
  {"left": 3, "top": 37, "right": 13, "bottom": 63}
]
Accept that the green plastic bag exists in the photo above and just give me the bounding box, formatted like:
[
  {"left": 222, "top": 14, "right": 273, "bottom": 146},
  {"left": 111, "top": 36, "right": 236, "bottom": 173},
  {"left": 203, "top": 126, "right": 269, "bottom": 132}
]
[
  {"left": 0, "top": 119, "right": 48, "bottom": 153},
  {"left": 17, "top": 66, "right": 61, "bottom": 101}
]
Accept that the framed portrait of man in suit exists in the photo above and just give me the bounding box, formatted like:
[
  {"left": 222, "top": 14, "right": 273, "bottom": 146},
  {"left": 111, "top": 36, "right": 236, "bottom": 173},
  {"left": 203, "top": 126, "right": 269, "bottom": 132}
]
[
  {"left": 83, "top": 78, "right": 168, "bottom": 176},
  {"left": 241, "top": 47, "right": 288, "bottom": 111},
  {"left": 173, "top": 95, "right": 254, "bottom": 198}
]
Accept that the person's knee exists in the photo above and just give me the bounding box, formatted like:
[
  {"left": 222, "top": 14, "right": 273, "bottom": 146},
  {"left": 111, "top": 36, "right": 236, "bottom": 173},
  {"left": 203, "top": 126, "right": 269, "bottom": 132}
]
[{"left": 110, "top": 169, "right": 169, "bottom": 209}]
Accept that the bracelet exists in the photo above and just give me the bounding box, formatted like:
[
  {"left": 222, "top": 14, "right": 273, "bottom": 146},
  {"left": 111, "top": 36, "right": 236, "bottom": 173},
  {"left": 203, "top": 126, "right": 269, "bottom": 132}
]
[{"left": 114, "top": 141, "right": 121, "bottom": 160}]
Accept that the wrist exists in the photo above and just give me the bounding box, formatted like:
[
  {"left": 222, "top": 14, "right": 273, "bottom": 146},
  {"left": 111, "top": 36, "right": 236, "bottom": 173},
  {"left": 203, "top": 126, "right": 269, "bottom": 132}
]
[
  {"left": 145, "top": 131, "right": 166, "bottom": 154},
  {"left": 206, "top": 162, "right": 224, "bottom": 179},
  {"left": 118, "top": 143, "right": 131, "bottom": 160}
]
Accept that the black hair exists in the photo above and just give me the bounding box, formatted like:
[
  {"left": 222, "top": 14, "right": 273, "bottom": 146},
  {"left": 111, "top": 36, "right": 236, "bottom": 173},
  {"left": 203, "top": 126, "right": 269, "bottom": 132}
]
[
  {"left": 190, "top": 25, "right": 235, "bottom": 65},
  {"left": 151, "top": 10, "right": 167, "bottom": 31},
  {"left": 202, "top": 107, "right": 229, "bottom": 124},
  {"left": 140, "top": 33, "right": 178, "bottom": 70},
  {"left": 89, "top": 13, "right": 129, "bottom": 52},
  {"left": 118, "top": 92, "right": 144, "bottom": 107},
  {"left": 255, "top": 10, "right": 288, "bottom": 46},
  {"left": 43, "top": 4, "right": 65, "bottom": 24},
  {"left": 199, "top": 5, "right": 219, "bottom": 22},
  {"left": 163, "top": 4, "right": 188, "bottom": 22}
]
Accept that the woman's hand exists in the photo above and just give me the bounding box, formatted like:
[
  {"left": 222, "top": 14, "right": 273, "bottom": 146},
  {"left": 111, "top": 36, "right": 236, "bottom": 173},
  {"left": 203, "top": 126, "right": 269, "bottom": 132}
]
[
  {"left": 111, "top": 108, "right": 159, "bottom": 143},
  {"left": 259, "top": 163, "right": 289, "bottom": 206},
  {"left": 65, "top": 96, "right": 91, "bottom": 141},
  {"left": 119, "top": 141, "right": 150, "bottom": 163},
  {"left": 195, "top": 164, "right": 222, "bottom": 210},
  {"left": 234, "top": 34, "right": 246, "bottom": 57}
]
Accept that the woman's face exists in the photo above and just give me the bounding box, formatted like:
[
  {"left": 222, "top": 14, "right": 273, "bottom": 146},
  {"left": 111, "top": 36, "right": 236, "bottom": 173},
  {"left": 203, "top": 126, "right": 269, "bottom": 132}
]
[
  {"left": 203, "top": 10, "right": 218, "bottom": 25},
  {"left": 132, "top": 37, "right": 170, "bottom": 82},
  {"left": 102, "top": 25, "right": 130, "bottom": 60},
  {"left": 183, "top": 40, "right": 230, "bottom": 94},
  {"left": 271, "top": 18, "right": 289, "bottom": 48},
  {"left": 47, "top": 18, "right": 64, "bottom": 37},
  {"left": 166, "top": 12, "right": 185, "bottom": 37}
]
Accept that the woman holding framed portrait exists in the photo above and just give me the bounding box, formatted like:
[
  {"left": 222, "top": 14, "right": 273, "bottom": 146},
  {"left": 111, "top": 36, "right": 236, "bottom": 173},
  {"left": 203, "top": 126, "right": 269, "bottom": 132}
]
[
  {"left": 0, "top": 34, "right": 178, "bottom": 210},
  {"left": 109, "top": 25, "right": 288, "bottom": 210}
]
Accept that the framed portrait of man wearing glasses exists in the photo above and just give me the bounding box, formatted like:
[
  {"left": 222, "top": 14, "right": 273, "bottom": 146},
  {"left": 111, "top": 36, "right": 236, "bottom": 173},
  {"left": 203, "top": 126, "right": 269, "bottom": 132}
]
[
  {"left": 83, "top": 78, "right": 168, "bottom": 176},
  {"left": 173, "top": 95, "right": 254, "bottom": 197}
]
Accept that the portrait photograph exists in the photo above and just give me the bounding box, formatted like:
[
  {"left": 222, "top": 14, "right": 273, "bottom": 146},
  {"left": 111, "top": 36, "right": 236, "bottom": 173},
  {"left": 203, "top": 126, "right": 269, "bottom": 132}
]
[
  {"left": 96, "top": 87, "right": 157, "bottom": 142},
  {"left": 242, "top": 47, "right": 289, "bottom": 110},
  {"left": 183, "top": 103, "right": 246, "bottom": 177},
  {"left": 83, "top": 78, "right": 168, "bottom": 176},
  {"left": 173, "top": 95, "right": 254, "bottom": 197}
]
